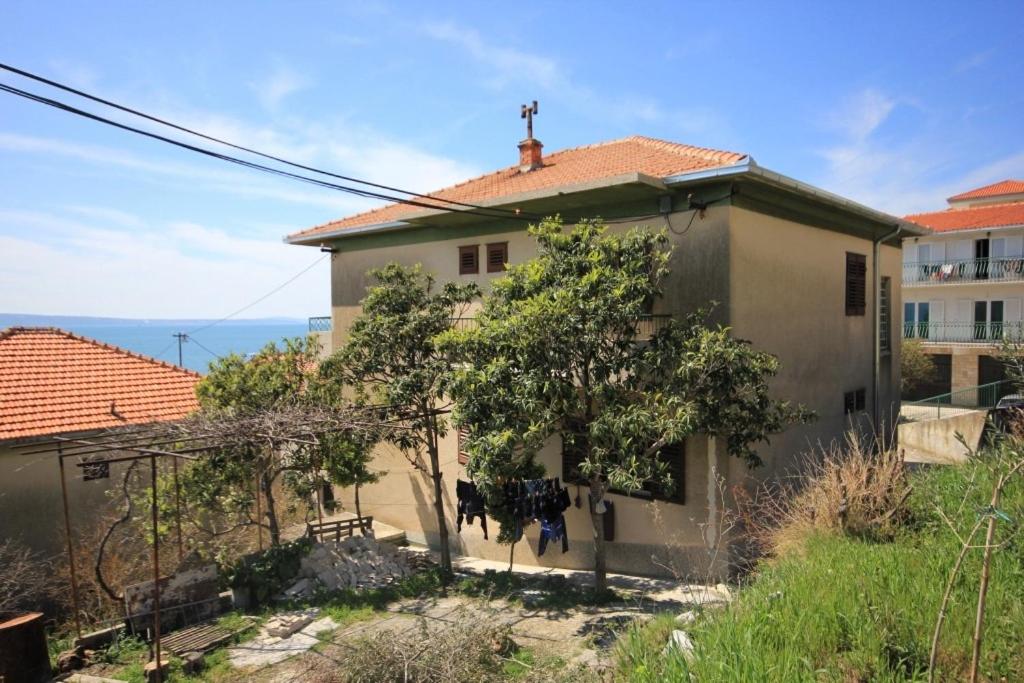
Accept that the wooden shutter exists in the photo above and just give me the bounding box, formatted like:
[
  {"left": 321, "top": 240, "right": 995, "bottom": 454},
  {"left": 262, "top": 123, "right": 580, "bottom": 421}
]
[
  {"left": 459, "top": 245, "right": 479, "bottom": 275},
  {"left": 846, "top": 252, "right": 867, "bottom": 316},
  {"left": 486, "top": 242, "right": 508, "bottom": 273},
  {"left": 457, "top": 427, "right": 470, "bottom": 465}
]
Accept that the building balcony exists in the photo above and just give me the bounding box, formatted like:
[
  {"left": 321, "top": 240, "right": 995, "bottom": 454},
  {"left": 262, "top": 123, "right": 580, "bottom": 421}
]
[
  {"left": 903, "top": 321, "right": 1022, "bottom": 345},
  {"left": 308, "top": 316, "right": 332, "bottom": 332},
  {"left": 903, "top": 257, "right": 1024, "bottom": 286}
]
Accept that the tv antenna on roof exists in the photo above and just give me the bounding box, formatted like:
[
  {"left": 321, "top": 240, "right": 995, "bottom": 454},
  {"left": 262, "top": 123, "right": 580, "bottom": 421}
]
[{"left": 521, "top": 100, "right": 538, "bottom": 139}]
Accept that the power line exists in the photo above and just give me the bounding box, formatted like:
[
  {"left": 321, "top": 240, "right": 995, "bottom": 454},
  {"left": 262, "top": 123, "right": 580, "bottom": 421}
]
[
  {"left": 187, "top": 336, "right": 222, "bottom": 361},
  {"left": 0, "top": 82, "right": 538, "bottom": 223},
  {"left": 188, "top": 253, "right": 329, "bottom": 335},
  {"left": 0, "top": 62, "right": 532, "bottom": 218}
]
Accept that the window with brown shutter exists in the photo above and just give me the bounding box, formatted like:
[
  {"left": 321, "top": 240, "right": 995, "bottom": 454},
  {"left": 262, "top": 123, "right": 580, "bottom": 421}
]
[
  {"left": 459, "top": 245, "right": 479, "bottom": 275},
  {"left": 846, "top": 252, "right": 866, "bottom": 316},
  {"left": 457, "top": 427, "right": 470, "bottom": 465},
  {"left": 561, "top": 419, "right": 685, "bottom": 504},
  {"left": 486, "top": 242, "right": 508, "bottom": 273}
]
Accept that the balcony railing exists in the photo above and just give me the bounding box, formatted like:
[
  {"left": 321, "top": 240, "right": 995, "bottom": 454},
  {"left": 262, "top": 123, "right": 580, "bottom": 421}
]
[
  {"left": 308, "top": 316, "right": 332, "bottom": 332},
  {"left": 451, "top": 314, "right": 673, "bottom": 338},
  {"left": 903, "top": 257, "right": 1024, "bottom": 286},
  {"left": 903, "top": 321, "right": 1024, "bottom": 344}
]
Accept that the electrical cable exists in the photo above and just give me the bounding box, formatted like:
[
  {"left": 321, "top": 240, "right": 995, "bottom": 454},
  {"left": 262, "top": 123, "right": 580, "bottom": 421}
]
[
  {"left": 187, "top": 336, "right": 222, "bottom": 361},
  {"left": 0, "top": 82, "right": 537, "bottom": 223},
  {"left": 0, "top": 62, "right": 538, "bottom": 219},
  {"left": 188, "top": 253, "right": 329, "bottom": 334}
]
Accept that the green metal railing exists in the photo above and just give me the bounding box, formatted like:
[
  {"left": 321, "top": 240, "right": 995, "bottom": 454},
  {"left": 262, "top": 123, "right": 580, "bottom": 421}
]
[{"left": 902, "top": 379, "right": 1016, "bottom": 421}]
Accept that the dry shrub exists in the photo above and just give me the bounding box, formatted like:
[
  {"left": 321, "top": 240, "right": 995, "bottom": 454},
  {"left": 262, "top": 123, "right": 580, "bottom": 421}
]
[
  {"left": 0, "top": 539, "right": 59, "bottom": 619},
  {"left": 741, "top": 436, "right": 913, "bottom": 557},
  {"left": 302, "top": 608, "right": 570, "bottom": 683}
]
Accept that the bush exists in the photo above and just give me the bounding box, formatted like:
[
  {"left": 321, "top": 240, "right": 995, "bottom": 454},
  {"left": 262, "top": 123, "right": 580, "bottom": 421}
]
[{"left": 225, "top": 536, "right": 312, "bottom": 606}]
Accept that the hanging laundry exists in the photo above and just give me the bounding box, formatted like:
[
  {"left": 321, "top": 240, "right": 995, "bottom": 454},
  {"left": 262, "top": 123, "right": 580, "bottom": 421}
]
[{"left": 456, "top": 479, "right": 488, "bottom": 540}]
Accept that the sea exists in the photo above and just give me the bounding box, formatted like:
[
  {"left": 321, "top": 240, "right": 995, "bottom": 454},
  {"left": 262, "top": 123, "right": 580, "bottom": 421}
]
[{"left": 1, "top": 315, "right": 309, "bottom": 374}]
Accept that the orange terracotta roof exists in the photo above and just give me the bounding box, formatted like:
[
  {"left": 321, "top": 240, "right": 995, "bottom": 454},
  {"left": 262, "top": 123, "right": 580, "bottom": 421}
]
[
  {"left": 289, "top": 135, "right": 747, "bottom": 241},
  {"left": 904, "top": 202, "right": 1024, "bottom": 232},
  {"left": 0, "top": 327, "right": 200, "bottom": 441},
  {"left": 948, "top": 179, "right": 1024, "bottom": 202}
]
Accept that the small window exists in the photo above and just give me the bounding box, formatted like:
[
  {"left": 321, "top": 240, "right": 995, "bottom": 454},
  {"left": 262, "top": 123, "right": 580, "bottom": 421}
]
[
  {"left": 846, "top": 252, "right": 866, "bottom": 316},
  {"left": 844, "top": 388, "right": 866, "bottom": 414},
  {"left": 879, "top": 276, "right": 891, "bottom": 353},
  {"left": 459, "top": 245, "right": 479, "bottom": 275},
  {"left": 486, "top": 242, "right": 508, "bottom": 273},
  {"left": 457, "top": 427, "right": 470, "bottom": 465}
]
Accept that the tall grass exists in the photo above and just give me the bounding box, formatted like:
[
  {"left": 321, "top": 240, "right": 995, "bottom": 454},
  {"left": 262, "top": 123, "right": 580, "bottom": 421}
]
[{"left": 614, "top": 458, "right": 1024, "bottom": 682}]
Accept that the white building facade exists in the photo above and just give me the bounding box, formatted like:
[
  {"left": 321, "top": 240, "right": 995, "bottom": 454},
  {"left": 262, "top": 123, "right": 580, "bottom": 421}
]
[{"left": 903, "top": 180, "right": 1024, "bottom": 398}]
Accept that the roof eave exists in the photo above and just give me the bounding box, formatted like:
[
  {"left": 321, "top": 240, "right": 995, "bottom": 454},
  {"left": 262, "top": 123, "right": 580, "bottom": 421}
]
[{"left": 664, "top": 161, "right": 929, "bottom": 237}]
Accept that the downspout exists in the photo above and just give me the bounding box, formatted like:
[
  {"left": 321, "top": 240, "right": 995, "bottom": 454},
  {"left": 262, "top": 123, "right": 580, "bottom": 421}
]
[{"left": 873, "top": 224, "right": 902, "bottom": 442}]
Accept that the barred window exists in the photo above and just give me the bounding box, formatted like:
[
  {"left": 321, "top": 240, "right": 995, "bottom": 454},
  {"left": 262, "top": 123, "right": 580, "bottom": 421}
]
[{"left": 880, "top": 276, "right": 891, "bottom": 353}]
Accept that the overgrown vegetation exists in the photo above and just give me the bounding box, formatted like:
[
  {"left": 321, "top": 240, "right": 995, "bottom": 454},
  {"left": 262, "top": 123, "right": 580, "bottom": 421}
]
[
  {"left": 902, "top": 338, "right": 939, "bottom": 395},
  {"left": 614, "top": 447, "right": 1024, "bottom": 682}
]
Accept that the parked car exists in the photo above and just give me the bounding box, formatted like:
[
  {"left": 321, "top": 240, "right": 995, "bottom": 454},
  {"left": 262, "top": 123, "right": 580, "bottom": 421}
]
[{"left": 992, "top": 394, "right": 1024, "bottom": 434}]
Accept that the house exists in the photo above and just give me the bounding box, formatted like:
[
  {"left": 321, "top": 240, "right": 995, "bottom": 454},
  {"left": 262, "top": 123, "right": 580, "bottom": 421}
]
[
  {"left": 287, "top": 132, "right": 923, "bottom": 577},
  {"left": 902, "top": 180, "right": 1024, "bottom": 400},
  {"left": 0, "top": 327, "right": 200, "bottom": 557}
]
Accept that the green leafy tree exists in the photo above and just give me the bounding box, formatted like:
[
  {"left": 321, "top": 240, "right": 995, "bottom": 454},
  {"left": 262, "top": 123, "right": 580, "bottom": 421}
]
[
  {"left": 901, "top": 338, "right": 939, "bottom": 396},
  {"left": 322, "top": 263, "right": 479, "bottom": 577},
  {"left": 189, "top": 336, "right": 321, "bottom": 546},
  {"left": 441, "top": 217, "right": 810, "bottom": 590}
]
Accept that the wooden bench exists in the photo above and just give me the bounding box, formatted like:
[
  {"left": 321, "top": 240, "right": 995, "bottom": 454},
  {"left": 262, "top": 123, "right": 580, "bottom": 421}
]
[{"left": 306, "top": 516, "right": 374, "bottom": 542}]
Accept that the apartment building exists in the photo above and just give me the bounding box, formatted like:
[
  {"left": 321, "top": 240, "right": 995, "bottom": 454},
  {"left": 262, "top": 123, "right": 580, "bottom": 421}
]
[{"left": 903, "top": 180, "right": 1024, "bottom": 399}]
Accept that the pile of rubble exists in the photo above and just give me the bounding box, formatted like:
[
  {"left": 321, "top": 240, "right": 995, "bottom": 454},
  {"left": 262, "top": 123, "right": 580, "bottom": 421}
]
[{"left": 283, "top": 537, "right": 433, "bottom": 598}]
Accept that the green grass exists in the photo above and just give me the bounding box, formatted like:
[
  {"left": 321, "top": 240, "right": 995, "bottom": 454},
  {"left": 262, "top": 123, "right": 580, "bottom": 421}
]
[
  {"left": 613, "top": 460, "right": 1024, "bottom": 682},
  {"left": 456, "top": 568, "right": 619, "bottom": 609}
]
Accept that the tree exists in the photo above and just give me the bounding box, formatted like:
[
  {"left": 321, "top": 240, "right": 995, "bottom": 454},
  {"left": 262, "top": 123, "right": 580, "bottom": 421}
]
[
  {"left": 441, "top": 217, "right": 809, "bottom": 590},
  {"left": 997, "top": 334, "right": 1024, "bottom": 391},
  {"left": 189, "top": 336, "right": 321, "bottom": 546},
  {"left": 321, "top": 263, "right": 479, "bottom": 578},
  {"left": 901, "top": 338, "right": 938, "bottom": 395}
]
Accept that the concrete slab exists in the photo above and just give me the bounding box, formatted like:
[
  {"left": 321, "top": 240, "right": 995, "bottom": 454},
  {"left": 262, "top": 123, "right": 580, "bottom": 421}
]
[{"left": 227, "top": 616, "right": 338, "bottom": 669}]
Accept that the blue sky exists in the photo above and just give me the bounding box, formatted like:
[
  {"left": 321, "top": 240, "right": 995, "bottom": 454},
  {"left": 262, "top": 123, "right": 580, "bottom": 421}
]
[{"left": 2, "top": 1, "right": 1022, "bottom": 318}]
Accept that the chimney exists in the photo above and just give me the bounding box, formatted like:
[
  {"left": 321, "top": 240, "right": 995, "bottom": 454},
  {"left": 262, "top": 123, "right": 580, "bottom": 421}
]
[
  {"left": 518, "top": 137, "right": 543, "bottom": 172},
  {"left": 518, "top": 100, "right": 542, "bottom": 172}
]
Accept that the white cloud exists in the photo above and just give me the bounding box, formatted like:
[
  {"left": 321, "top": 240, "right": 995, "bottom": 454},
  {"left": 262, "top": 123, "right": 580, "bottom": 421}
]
[
  {"left": 250, "top": 65, "right": 313, "bottom": 109},
  {"left": 0, "top": 209, "right": 329, "bottom": 319},
  {"left": 814, "top": 88, "right": 1024, "bottom": 215},
  {"left": 954, "top": 48, "right": 995, "bottom": 75}
]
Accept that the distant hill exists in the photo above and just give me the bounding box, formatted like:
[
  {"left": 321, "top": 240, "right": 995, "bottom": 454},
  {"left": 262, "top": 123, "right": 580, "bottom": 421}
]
[{"left": 0, "top": 313, "right": 306, "bottom": 328}]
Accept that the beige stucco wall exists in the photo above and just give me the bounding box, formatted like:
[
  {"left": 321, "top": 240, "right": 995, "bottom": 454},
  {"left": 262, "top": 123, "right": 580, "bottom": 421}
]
[
  {"left": 323, "top": 202, "right": 901, "bottom": 578},
  {"left": 0, "top": 437, "right": 131, "bottom": 559},
  {"left": 728, "top": 207, "right": 902, "bottom": 479}
]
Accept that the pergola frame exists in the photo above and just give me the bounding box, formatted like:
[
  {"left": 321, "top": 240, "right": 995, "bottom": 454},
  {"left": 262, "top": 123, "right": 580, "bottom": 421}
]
[{"left": 16, "top": 402, "right": 418, "bottom": 682}]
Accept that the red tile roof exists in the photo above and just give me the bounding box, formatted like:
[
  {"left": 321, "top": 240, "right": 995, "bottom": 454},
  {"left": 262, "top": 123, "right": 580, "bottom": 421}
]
[
  {"left": 948, "top": 179, "right": 1024, "bottom": 202},
  {"left": 904, "top": 202, "right": 1024, "bottom": 232},
  {"left": 0, "top": 327, "right": 200, "bottom": 441},
  {"left": 289, "top": 135, "right": 747, "bottom": 241}
]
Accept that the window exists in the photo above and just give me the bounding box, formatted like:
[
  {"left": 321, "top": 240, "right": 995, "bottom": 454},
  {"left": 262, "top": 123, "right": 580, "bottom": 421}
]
[
  {"left": 846, "top": 252, "right": 867, "bottom": 316},
  {"left": 974, "top": 300, "right": 1004, "bottom": 340},
  {"left": 562, "top": 420, "right": 685, "bottom": 504},
  {"left": 457, "top": 427, "right": 470, "bottom": 465},
  {"left": 904, "top": 302, "right": 930, "bottom": 340},
  {"left": 459, "top": 245, "right": 479, "bottom": 275},
  {"left": 486, "top": 242, "right": 508, "bottom": 273},
  {"left": 844, "top": 388, "right": 866, "bottom": 414},
  {"left": 879, "top": 276, "right": 891, "bottom": 353}
]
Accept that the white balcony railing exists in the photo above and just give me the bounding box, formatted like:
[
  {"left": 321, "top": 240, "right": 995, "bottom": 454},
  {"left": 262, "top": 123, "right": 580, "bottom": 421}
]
[
  {"left": 903, "top": 257, "right": 1024, "bottom": 286},
  {"left": 903, "top": 321, "right": 1024, "bottom": 344}
]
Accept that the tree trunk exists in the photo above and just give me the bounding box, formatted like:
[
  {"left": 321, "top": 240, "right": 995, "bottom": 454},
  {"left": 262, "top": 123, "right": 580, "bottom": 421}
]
[
  {"left": 590, "top": 477, "right": 607, "bottom": 592},
  {"left": 261, "top": 471, "right": 281, "bottom": 546},
  {"left": 427, "top": 416, "right": 452, "bottom": 583},
  {"left": 969, "top": 480, "right": 1006, "bottom": 682},
  {"left": 355, "top": 481, "right": 366, "bottom": 534}
]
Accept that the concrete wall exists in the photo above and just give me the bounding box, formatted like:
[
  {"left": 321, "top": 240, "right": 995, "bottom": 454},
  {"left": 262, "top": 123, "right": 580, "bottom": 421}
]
[
  {"left": 0, "top": 437, "right": 131, "bottom": 558},
  {"left": 899, "top": 411, "right": 987, "bottom": 463}
]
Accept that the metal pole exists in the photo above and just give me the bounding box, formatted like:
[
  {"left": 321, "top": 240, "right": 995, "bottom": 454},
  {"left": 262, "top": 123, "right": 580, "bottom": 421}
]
[
  {"left": 150, "top": 455, "right": 162, "bottom": 683},
  {"left": 172, "top": 456, "right": 184, "bottom": 562},
  {"left": 58, "top": 447, "right": 82, "bottom": 639}
]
